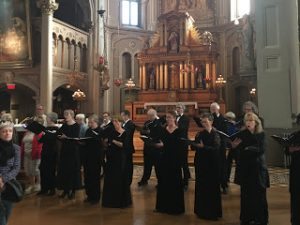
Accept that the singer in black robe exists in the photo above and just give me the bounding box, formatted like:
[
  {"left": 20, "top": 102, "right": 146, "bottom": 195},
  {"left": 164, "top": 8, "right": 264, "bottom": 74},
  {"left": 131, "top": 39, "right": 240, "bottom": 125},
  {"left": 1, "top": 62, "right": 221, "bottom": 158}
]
[
  {"left": 232, "top": 113, "right": 269, "bottom": 225},
  {"left": 156, "top": 127, "right": 185, "bottom": 215},
  {"left": 192, "top": 128, "right": 222, "bottom": 220},
  {"left": 83, "top": 126, "right": 103, "bottom": 204},
  {"left": 56, "top": 122, "right": 81, "bottom": 198},
  {"left": 38, "top": 126, "right": 59, "bottom": 195},
  {"left": 102, "top": 129, "right": 132, "bottom": 208}
]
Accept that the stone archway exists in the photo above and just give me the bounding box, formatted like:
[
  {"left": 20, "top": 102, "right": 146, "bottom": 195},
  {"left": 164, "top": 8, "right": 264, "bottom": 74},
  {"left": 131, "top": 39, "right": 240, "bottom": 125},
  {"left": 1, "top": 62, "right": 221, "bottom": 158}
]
[{"left": 0, "top": 82, "right": 36, "bottom": 121}]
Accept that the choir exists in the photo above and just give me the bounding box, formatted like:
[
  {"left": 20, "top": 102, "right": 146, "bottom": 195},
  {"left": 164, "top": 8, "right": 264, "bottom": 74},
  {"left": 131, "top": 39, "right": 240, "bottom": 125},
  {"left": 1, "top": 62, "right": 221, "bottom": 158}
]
[{"left": 0, "top": 101, "right": 299, "bottom": 225}]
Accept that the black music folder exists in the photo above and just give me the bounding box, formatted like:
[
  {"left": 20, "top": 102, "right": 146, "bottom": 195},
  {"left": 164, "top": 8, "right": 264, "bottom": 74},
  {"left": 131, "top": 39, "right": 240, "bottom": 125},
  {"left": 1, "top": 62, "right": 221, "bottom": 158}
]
[{"left": 24, "top": 121, "right": 46, "bottom": 134}]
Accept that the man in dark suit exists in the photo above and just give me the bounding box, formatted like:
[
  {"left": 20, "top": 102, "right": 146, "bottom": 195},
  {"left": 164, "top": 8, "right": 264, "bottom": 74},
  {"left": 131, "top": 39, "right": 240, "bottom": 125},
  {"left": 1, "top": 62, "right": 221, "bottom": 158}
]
[
  {"left": 121, "top": 110, "right": 136, "bottom": 185},
  {"left": 176, "top": 103, "right": 191, "bottom": 191},
  {"left": 210, "top": 102, "right": 228, "bottom": 194},
  {"left": 138, "top": 109, "right": 163, "bottom": 186}
]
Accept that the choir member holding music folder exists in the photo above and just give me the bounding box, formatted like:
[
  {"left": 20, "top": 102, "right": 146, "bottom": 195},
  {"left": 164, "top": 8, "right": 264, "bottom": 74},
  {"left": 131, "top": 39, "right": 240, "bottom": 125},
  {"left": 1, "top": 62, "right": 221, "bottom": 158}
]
[
  {"left": 155, "top": 111, "right": 185, "bottom": 215},
  {"left": 272, "top": 131, "right": 300, "bottom": 225},
  {"left": 56, "top": 110, "right": 81, "bottom": 200},
  {"left": 189, "top": 113, "right": 222, "bottom": 220},
  {"left": 102, "top": 118, "right": 132, "bottom": 208},
  {"left": 138, "top": 109, "right": 163, "bottom": 186},
  {"left": 37, "top": 112, "right": 59, "bottom": 196},
  {"left": 231, "top": 112, "right": 269, "bottom": 225},
  {"left": 82, "top": 114, "right": 103, "bottom": 205}
]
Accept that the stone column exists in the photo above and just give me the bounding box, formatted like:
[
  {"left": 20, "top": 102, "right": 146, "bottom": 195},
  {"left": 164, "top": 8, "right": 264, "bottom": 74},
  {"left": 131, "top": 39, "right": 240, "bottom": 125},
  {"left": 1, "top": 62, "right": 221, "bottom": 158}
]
[
  {"left": 164, "top": 62, "right": 168, "bottom": 89},
  {"left": 212, "top": 63, "right": 216, "bottom": 90},
  {"left": 37, "top": 0, "right": 59, "bottom": 113}
]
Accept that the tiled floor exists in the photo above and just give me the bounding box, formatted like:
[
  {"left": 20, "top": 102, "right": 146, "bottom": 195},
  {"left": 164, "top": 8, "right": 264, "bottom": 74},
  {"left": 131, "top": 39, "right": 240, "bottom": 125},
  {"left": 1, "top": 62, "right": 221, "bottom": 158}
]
[{"left": 9, "top": 175, "right": 291, "bottom": 225}]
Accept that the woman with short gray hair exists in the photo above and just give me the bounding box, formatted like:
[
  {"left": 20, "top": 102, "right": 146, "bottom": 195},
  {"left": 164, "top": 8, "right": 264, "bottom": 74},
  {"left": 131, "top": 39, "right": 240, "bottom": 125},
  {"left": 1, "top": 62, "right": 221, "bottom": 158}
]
[{"left": 0, "top": 122, "right": 21, "bottom": 225}]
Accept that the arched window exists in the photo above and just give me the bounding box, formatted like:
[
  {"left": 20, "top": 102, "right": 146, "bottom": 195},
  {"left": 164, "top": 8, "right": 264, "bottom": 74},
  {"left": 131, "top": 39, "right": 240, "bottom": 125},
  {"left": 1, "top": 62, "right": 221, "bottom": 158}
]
[
  {"left": 122, "top": 53, "right": 132, "bottom": 79},
  {"left": 232, "top": 47, "right": 240, "bottom": 76},
  {"left": 231, "top": 0, "right": 250, "bottom": 21},
  {"left": 121, "top": 0, "right": 140, "bottom": 26}
]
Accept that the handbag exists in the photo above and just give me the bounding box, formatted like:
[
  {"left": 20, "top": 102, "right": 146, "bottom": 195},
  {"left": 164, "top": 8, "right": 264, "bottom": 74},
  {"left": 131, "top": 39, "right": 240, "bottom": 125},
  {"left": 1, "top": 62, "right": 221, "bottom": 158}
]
[{"left": 1, "top": 179, "right": 24, "bottom": 202}]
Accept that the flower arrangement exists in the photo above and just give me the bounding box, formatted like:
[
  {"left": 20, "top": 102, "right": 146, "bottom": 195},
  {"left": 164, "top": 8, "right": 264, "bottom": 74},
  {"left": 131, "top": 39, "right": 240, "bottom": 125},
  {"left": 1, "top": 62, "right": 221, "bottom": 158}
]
[{"left": 95, "top": 55, "right": 110, "bottom": 91}]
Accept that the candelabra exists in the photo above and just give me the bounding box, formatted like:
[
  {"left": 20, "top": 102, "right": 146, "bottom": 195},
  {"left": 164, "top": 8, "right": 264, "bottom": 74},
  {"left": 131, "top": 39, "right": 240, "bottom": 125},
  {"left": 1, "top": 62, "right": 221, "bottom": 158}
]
[
  {"left": 215, "top": 74, "right": 226, "bottom": 102},
  {"left": 72, "top": 89, "right": 86, "bottom": 112},
  {"left": 125, "top": 78, "right": 136, "bottom": 102}
]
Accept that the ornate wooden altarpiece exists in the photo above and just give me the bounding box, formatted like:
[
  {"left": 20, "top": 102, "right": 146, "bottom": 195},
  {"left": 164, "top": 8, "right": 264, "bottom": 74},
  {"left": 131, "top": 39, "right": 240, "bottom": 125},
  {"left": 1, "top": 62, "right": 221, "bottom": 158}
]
[{"left": 126, "top": 11, "right": 225, "bottom": 122}]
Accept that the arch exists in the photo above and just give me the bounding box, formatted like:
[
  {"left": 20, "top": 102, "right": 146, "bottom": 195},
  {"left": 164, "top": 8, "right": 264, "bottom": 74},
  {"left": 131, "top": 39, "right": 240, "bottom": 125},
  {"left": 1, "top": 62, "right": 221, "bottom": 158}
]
[
  {"left": 232, "top": 47, "right": 240, "bottom": 76},
  {"left": 122, "top": 52, "right": 132, "bottom": 80}
]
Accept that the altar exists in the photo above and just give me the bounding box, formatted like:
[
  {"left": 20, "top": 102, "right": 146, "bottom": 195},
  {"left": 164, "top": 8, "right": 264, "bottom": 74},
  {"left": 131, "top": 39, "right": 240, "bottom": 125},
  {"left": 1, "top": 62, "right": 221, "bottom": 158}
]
[{"left": 126, "top": 11, "right": 224, "bottom": 123}]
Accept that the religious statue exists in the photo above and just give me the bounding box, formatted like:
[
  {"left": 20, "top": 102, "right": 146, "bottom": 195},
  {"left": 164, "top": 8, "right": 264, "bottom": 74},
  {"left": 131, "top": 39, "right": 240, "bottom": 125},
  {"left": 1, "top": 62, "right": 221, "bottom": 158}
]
[
  {"left": 168, "top": 31, "right": 179, "bottom": 52},
  {"left": 148, "top": 66, "right": 156, "bottom": 89}
]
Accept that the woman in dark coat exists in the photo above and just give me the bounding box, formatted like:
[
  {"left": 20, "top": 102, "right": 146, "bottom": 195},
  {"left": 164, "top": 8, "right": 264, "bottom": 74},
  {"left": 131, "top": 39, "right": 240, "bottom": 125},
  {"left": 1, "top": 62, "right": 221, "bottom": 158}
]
[
  {"left": 155, "top": 111, "right": 185, "bottom": 215},
  {"left": 232, "top": 112, "right": 269, "bottom": 225},
  {"left": 192, "top": 113, "right": 222, "bottom": 220},
  {"left": 102, "top": 118, "right": 132, "bottom": 208},
  {"left": 0, "top": 122, "right": 21, "bottom": 225},
  {"left": 83, "top": 114, "right": 103, "bottom": 204},
  {"left": 38, "top": 112, "right": 59, "bottom": 196},
  {"left": 56, "top": 110, "right": 80, "bottom": 200}
]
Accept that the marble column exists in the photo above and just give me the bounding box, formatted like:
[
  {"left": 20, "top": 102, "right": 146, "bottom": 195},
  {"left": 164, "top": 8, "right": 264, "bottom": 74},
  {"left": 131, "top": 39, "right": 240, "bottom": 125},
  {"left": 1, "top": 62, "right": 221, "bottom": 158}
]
[
  {"left": 156, "top": 64, "right": 160, "bottom": 90},
  {"left": 160, "top": 63, "right": 164, "bottom": 89},
  {"left": 164, "top": 62, "right": 168, "bottom": 89},
  {"left": 212, "top": 63, "right": 216, "bottom": 90},
  {"left": 37, "top": 0, "right": 59, "bottom": 113},
  {"left": 142, "top": 64, "right": 147, "bottom": 90},
  {"left": 179, "top": 62, "right": 184, "bottom": 89},
  {"left": 139, "top": 65, "right": 143, "bottom": 89},
  {"left": 191, "top": 63, "right": 195, "bottom": 89}
]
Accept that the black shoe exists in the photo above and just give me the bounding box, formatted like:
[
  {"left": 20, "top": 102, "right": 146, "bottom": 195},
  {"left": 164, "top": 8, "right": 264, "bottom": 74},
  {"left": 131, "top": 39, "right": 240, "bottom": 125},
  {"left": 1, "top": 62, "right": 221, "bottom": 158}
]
[
  {"left": 90, "top": 200, "right": 99, "bottom": 205},
  {"left": 47, "top": 190, "right": 56, "bottom": 196},
  {"left": 84, "top": 198, "right": 91, "bottom": 203},
  {"left": 68, "top": 191, "right": 75, "bottom": 200},
  {"left": 138, "top": 180, "right": 148, "bottom": 186},
  {"left": 59, "top": 191, "right": 68, "bottom": 198}
]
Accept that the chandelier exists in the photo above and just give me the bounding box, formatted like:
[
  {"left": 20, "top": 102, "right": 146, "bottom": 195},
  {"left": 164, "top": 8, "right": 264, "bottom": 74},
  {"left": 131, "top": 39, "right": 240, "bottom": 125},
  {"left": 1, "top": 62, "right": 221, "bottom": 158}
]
[
  {"left": 72, "top": 89, "right": 86, "bottom": 101},
  {"left": 125, "top": 78, "right": 136, "bottom": 89},
  {"left": 67, "top": 56, "right": 85, "bottom": 87}
]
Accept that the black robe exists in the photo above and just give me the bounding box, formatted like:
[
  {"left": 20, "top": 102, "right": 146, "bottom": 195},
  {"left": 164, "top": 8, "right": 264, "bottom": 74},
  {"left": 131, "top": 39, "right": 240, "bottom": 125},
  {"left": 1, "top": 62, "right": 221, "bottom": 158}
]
[
  {"left": 193, "top": 129, "right": 222, "bottom": 220},
  {"left": 290, "top": 150, "right": 300, "bottom": 225},
  {"left": 235, "top": 130, "right": 269, "bottom": 225},
  {"left": 56, "top": 123, "right": 81, "bottom": 191},
  {"left": 84, "top": 127, "right": 103, "bottom": 202},
  {"left": 38, "top": 126, "right": 59, "bottom": 192},
  {"left": 102, "top": 130, "right": 132, "bottom": 208},
  {"left": 156, "top": 128, "right": 185, "bottom": 215}
]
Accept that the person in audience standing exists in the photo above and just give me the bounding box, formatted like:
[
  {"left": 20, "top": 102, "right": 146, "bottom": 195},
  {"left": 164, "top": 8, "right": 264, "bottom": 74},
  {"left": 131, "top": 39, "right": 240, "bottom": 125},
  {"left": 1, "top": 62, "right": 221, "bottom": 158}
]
[
  {"left": 57, "top": 110, "right": 80, "bottom": 200},
  {"left": 38, "top": 112, "right": 59, "bottom": 196},
  {"left": 138, "top": 109, "right": 163, "bottom": 186},
  {"left": 120, "top": 110, "right": 135, "bottom": 185},
  {"left": 22, "top": 117, "right": 44, "bottom": 194},
  {"left": 0, "top": 121, "right": 21, "bottom": 225},
  {"left": 175, "top": 103, "right": 191, "bottom": 191},
  {"left": 155, "top": 111, "right": 185, "bottom": 215},
  {"left": 102, "top": 117, "right": 132, "bottom": 208},
  {"left": 231, "top": 112, "right": 269, "bottom": 225},
  {"left": 192, "top": 113, "right": 222, "bottom": 220}
]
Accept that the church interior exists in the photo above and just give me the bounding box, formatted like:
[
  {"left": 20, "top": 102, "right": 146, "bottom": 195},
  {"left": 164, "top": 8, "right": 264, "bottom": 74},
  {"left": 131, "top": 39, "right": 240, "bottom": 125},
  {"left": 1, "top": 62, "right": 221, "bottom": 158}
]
[{"left": 0, "top": 0, "right": 300, "bottom": 225}]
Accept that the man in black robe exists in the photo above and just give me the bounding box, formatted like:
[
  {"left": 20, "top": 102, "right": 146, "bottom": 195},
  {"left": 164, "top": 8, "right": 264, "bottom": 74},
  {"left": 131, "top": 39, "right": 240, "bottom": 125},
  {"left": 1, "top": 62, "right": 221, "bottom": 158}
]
[
  {"left": 289, "top": 137, "right": 300, "bottom": 225},
  {"left": 176, "top": 103, "right": 191, "bottom": 191},
  {"left": 210, "top": 102, "right": 228, "bottom": 194},
  {"left": 121, "top": 110, "right": 136, "bottom": 185},
  {"left": 138, "top": 109, "right": 163, "bottom": 186}
]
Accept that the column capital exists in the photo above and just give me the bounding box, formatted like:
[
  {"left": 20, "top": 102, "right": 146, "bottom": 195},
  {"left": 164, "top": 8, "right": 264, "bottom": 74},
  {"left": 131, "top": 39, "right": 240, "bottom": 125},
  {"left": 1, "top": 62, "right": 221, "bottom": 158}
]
[{"left": 37, "top": 0, "right": 59, "bottom": 15}]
